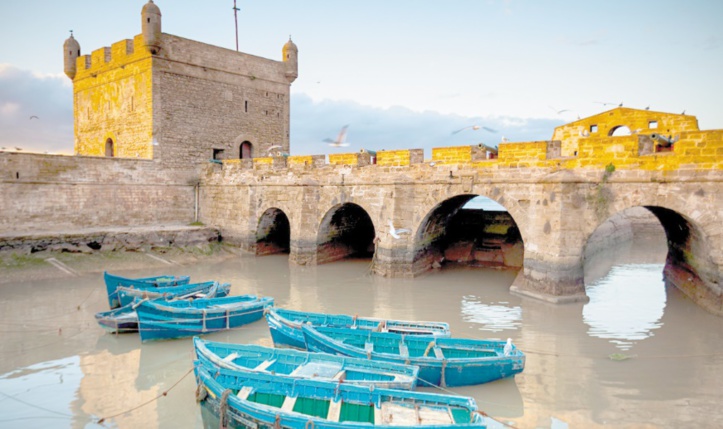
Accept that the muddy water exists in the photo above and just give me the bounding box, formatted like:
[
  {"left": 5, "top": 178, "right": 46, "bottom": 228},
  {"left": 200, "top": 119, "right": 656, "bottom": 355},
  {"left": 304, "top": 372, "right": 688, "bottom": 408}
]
[{"left": 1, "top": 235, "right": 723, "bottom": 429}]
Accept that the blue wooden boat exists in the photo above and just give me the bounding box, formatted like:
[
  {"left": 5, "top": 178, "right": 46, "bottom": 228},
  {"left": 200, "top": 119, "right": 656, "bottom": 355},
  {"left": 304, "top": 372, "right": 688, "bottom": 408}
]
[
  {"left": 193, "top": 337, "right": 419, "bottom": 390},
  {"left": 265, "top": 307, "right": 451, "bottom": 349},
  {"left": 302, "top": 326, "right": 525, "bottom": 387},
  {"left": 116, "top": 280, "right": 230, "bottom": 308},
  {"left": 136, "top": 295, "right": 274, "bottom": 342},
  {"left": 104, "top": 271, "right": 190, "bottom": 308},
  {"left": 95, "top": 282, "right": 230, "bottom": 334},
  {"left": 195, "top": 364, "right": 488, "bottom": 429}
]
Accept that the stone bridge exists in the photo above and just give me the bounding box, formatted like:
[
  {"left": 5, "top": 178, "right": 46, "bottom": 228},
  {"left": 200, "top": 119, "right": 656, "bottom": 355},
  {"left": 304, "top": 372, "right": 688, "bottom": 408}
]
[{"left": 201, "top": 109, "right": 723, "bottom": 315}]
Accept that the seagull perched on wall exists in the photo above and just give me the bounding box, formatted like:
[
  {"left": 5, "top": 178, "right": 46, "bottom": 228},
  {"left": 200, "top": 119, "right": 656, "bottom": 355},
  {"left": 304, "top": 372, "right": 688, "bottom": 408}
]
[
  {"left": 324, "top": 125, "right": 350, "bottom": 147},
  {"left": 451, "top": 125, "right": 497, "bottom": 135},
  {"left": 388, "top": 220, "right": 411, "bottom": 240}
]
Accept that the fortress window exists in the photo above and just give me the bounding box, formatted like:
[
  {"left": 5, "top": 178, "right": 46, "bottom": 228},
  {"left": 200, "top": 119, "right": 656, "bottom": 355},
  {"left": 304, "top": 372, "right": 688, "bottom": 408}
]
[
  {"left": 213, "top": 148, "right": 224, "bottom": 160},
  {"left": 240, "top": 141, "right": 252, "bottom": 159},
  {"left": 245, "top": 100, "right": 248, "bottom": 113},
  {"left": 649, "top": 120, "right": 658, "bottom": 129},
  {"left": 105, "top": 139, "right": 114, "bottom": 157},
  {"left": 590, "top": 124, "right": 598, "bottom": 133}
]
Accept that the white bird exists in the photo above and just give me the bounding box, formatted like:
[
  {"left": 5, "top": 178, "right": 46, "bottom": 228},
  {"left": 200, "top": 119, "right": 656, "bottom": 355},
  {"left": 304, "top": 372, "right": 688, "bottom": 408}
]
[
  {"left": 503, "top": 338, "right": 513, "bottom": 356},
  {"left": 15, "top": 147, "right": 22, "bottom": 151},
  {"left": 324, "top": 125, "right": 350, "bottom": 147},
  {"left": 388, "top": 220, "right": 411, "bottom": 240},
  {"left": 594, "top": 101, "right": 623, "bottom": 107},
  {"left": 500, "top": 136, "right": 509, "bottom": 143},
  {"left": 548, "top": 106, "right": 571, "bottom": 115},
  {"left": 267, "top": 145, "right": 283, "bottom": 155},
  {"left": 451, "top": 125, "right": 497, "bottom": 135},
  {"left": 29, "top": 115, "right": 39, "bottom": 120},
  {"left": 579, "top": 129, "right": 590, "bottom": 137}
]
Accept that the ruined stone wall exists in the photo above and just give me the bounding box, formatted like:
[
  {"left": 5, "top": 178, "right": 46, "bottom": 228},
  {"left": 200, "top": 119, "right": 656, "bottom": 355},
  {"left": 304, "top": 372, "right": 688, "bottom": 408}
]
[
  {"left": 0, "top": 152, "right": 197, "bottom": 234},
  {"left": 152, "top": 34, "right": 291, "bottom": 168}
]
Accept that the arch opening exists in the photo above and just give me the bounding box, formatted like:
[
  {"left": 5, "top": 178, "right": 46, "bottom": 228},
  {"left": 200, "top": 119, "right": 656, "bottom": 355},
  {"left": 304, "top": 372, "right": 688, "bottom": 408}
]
[
  {"left": 583, "top": 205, "right": 720, "bottom": 329},
  {"left": 412, "top": 195, "right": 524, "bottom": 275},
  {"left": 317, "top": 203, "right": 375, "bottom": 264},
  {"left": 255, "top": 208, "right": 290, "bottom": 256},
  {"left": 240, "top": 141, "right": 253, "bottom": 159},
  {"left": 105, "top": 138, "right": 114, "bottom": 157},
  {"left": 609, "top": 125, "right": 632, "bottom": 136}
]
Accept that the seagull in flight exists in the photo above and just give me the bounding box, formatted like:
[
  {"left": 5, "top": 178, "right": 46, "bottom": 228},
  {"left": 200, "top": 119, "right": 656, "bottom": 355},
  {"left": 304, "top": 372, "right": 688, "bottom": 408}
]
[
  {"left": 324, "top": 125, "right": 350, "bottom": 147},
  {"left": 388, "top": 220, "right": 411, "bottom": 240},
  {"left": 451, "top": 125, "right": 497, "bottom": 135},
  {"left": 594, "top": 101, "right": 623, "bottom": 107},
  {"left": 548, "top": 106, "right": 571, "bottom": 115},
  {"left": 29, "top": 115, "right": 39, "bottom": 120},
  {"left": 267, "top": 145, "right": 283, "bottom": 155}
]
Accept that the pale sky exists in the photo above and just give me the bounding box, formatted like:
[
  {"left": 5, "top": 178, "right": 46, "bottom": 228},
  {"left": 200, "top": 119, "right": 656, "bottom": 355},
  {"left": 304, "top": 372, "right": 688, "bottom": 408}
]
[{"left": 1, "top": 1, "right": 721, "bottom": 155}]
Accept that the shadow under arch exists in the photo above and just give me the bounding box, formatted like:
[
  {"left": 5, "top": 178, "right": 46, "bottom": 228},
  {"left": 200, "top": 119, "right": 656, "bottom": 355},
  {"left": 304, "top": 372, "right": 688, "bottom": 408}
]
[
  {"left": 316, "top": 202, "right": 375, "bottom": 264},
  {"left": 584, "top": 205, "right": 720, "bottom": 315},
  {"left": 255, "top": 207, "right": 290, "bottom": 255},
  {"left": 411, "top": 194, "right": 524, "bottom": 276}
]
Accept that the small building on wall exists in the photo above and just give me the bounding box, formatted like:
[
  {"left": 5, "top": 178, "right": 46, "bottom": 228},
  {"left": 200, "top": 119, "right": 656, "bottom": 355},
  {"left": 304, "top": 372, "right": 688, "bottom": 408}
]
[
  {"left": 63, "top": 0, "right": 297, "bottom": 167},
  {"left": 552, "top": 107, "right": 700, "bottom": 157}
]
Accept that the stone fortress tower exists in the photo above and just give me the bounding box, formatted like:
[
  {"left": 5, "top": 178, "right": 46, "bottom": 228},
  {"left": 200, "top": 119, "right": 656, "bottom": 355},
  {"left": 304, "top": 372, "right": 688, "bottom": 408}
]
[{"left": 63, "top": 0, "right": 297, "bottom": 166}]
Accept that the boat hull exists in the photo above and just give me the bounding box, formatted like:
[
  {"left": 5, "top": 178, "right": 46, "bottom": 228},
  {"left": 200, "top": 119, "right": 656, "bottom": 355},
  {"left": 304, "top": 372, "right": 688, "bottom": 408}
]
[
  {"left": 302, "top": 326, "right": 525, "bottom": 387},
  {"left": 265, "top": 307, "right": 450, "bottom": 350},
  {"left": 195, "top": 365, "right": 487, "bottom": 429},
  {"left": 136, "top": 295, "right": 274, "bottom": 342},
  {"left": 104, "top": 271, "right": 190, "bottom": 309},
  {"left": 116, "top": 281, "right": 230, "bottom": 308},
  {"left": 194, "top": 338, "right": 419, "bottom": 390}
]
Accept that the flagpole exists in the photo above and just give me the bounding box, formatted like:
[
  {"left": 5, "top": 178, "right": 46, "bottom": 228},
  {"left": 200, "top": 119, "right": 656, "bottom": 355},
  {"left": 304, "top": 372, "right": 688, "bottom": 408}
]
[{"left": 233, "top": 0, "right": 240, "bottom": 51}]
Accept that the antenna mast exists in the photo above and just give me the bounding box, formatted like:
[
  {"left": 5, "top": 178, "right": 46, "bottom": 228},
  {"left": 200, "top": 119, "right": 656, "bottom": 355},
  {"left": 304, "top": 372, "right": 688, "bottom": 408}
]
[{"left": 233, "top": 0, "right": 240, "bottom": 51}]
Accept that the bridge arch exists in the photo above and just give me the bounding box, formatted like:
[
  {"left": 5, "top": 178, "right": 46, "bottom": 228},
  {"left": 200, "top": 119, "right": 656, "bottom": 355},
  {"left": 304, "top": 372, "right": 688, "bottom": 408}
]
[
  {"left": 255, "top": 207, "right": 290, "bottom": 255},
  {"left": 410, "top": 194, "right": 524, "bottom": 276},
  {"left": 316, "top": 202, "right": 376, "bottom": 264},
  {"left": 583, "top": 196, "right": 721, "bottom": 315}
]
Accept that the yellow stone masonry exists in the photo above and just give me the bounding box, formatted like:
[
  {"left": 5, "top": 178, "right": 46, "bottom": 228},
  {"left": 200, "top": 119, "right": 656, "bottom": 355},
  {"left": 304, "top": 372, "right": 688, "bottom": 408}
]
[
  {"left": 377, "top": 149, "right": 412, "bottom": 166},
  {"left": 74, "top": 35, "right": 153, "bottom": 159}
]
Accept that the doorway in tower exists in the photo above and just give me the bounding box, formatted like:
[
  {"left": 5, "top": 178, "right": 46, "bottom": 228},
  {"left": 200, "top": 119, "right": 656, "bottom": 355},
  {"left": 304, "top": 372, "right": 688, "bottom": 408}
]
[{"left": 105, "top": 138, "right": 114, "bottom": 157}]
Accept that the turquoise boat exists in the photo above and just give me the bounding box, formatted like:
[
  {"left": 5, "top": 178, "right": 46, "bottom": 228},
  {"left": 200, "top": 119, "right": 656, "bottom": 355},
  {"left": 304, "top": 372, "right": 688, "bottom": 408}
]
[
  {"left": 194, "top": 337, "right": 419, "bottom": 390},
  {"left": 195, "top": 364, "right": 488, "bottom": 429},
  {"left": 302, "top": 326, "right": 525, "bottom": 387},
  {"left": 104, "top": 271, "right": 190, "bottom": 308},
  {"left": 95, "top": 282, "right": 230, "bottom": 334},
  {"left": 265, "top": 307, "right": 451, "bottom": 349},
  {"left": 116, "top": 280, "right": 230, "bottom": 308},
  {"left": 136, "top": 295, "right": 274, "bottom": 342}
]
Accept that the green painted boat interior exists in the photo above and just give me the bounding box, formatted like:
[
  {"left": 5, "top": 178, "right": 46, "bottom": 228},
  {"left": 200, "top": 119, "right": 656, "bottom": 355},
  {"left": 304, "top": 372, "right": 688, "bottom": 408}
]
[
  {"left": 339, "top": 402, "right": 375, "bottom": 423},
  {"left": 292, "top": 397, "right": 330, "bottom": 418}
]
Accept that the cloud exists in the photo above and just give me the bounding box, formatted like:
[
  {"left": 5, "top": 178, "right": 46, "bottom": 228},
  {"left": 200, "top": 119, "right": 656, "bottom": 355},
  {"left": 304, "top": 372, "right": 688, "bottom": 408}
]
[
  {"left": 290, "top": 94, "right": 562, "bottom": 158},
  {"left": 0, "top": 64, "right": 73, "bottom": 153},
  {"left": 0, "top": 64, "right": 563, "bottom": 158}
]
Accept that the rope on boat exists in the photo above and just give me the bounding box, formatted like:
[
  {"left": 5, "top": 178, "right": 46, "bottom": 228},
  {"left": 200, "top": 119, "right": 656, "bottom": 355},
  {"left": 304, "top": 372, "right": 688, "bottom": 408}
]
[
  {"left": 475, "top": 411, "right": 521, "bottom": 429},
  {"left": 95, "top": 366, "right": 193, "bottom": 425},
  {"left": 219, "top": 389, "right": 232, "bottom": 429}
]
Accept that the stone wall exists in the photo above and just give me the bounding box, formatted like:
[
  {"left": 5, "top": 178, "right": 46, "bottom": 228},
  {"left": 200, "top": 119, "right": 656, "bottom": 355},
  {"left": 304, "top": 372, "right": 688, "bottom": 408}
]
[
  {"left": 153, "top": 34, "right": 292, "bottom": 168},
  {"left": 0, "top": 152, "right": 197, "bottom": 234}
]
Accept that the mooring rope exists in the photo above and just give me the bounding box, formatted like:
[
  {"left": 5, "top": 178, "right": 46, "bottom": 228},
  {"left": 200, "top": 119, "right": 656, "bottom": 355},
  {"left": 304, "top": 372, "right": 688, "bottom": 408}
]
[{"left": 95, "top": 366, "right": 193, "bottom": 425}]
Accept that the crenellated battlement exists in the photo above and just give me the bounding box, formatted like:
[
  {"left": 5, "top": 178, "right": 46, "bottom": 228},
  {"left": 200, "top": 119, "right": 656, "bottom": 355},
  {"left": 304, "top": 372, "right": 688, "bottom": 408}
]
[
  {"left": 74, "top": 35, "right": 149, "bottom": 80},
  {"left": 222, "top": 110, "right": 722, "bottom": 172}
]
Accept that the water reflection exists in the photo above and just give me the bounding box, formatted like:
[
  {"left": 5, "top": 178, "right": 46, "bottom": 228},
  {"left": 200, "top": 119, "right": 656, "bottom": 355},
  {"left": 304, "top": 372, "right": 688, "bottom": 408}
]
[
  {"left": 583, "top": 264, "right": 666, "bottom": 350},
  {"left": 1, "top": 238, "right": 723, "bottom": 428},
  {"left": 461, "top": 297, "right": 522, "bottom": 332}
]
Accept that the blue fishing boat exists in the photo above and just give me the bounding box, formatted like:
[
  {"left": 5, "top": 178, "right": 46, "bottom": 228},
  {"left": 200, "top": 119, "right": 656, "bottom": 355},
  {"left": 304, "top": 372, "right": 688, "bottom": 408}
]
[
  {"left": 136, "top": 295, "right": 274, "bottom": 342},
  {"left": 265, "top": 307, "right": 451, "bottom": 349},
  {"left": 116, "top": 280, "right": 230, "bottom": 308},
  {"left": 95, "top": 282, "right": 231, "bottom": 334},
  {"left": 302, "top": 326, "right": 525, "bottom": 387},
  {"left": 104, "top": 271, "right": 190, "bottom": 308},
  {"left": 194, "top": 337, "right": 419, "bottom": 390},
  {"left": 195, "top": 364, "right": 488, "bottom": 429}
]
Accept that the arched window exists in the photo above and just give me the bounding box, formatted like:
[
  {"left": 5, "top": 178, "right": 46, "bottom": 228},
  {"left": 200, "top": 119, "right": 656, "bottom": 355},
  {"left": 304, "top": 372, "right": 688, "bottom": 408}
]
[
  {"left": 105, "top": 138, "right": 114, "bottom": 157},
  {"left": 240, "top": 141, "right": 253, "bottom": 159}
]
